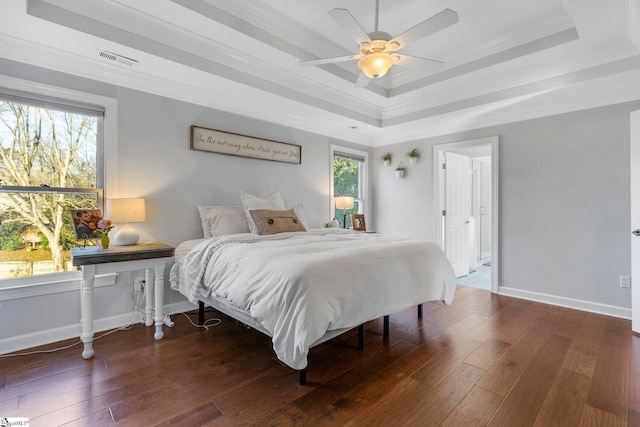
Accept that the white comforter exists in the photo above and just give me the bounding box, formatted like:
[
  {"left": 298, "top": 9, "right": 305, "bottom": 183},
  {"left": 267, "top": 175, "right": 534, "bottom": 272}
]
[{"left": 170, "top": 229, "right": 456, "bottom": 369}]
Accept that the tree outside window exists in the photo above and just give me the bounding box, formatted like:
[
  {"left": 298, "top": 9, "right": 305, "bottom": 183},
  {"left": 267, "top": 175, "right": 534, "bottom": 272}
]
[{"left": 0, "top": 98, "right": 100, "bottom": 278}]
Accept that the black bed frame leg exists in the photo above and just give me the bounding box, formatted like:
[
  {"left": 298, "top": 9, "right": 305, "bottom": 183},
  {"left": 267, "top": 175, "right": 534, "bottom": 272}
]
[
  {"left": 358, "top": 324, "right": 365, "bottom": 350},
  {"left": 298, "top": 369, "right": 306, "bottom": 385},
  {"left": 198, "top": 301, "right": 205, "bottom": 325},
  {"left": 383, "top": 315, "right": 389, "bottom": 337},
  {"left": 418, "top": 303, "right": 423, "bottom": 319}
]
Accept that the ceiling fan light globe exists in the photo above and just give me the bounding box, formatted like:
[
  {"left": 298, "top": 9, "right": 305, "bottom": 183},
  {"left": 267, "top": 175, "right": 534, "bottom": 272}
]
[{"left": 358, "top": 52, "right": 394, "bottom": 79}]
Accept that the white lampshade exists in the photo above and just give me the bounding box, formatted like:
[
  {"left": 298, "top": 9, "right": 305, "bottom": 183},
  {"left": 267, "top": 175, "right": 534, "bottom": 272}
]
[
  {"left": 335, "top": 196, "right": 354, "bottom": 210},
  {"left": 107, "top": 198, "right": 146, "bottom": 246}
]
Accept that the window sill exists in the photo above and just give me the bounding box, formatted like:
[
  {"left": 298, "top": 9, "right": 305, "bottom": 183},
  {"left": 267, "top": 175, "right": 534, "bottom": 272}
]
[{"left": 0, "top": 271, "right": 118, "bottom": 301}]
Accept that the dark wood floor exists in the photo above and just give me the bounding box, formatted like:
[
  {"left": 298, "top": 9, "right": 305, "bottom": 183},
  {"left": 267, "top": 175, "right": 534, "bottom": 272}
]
[{"left": 1, "top": 285, "right": 639, "bottom": 426}]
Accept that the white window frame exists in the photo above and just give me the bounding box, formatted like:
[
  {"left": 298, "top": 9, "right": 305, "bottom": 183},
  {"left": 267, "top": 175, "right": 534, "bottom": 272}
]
[
  {"left": 0, "top": 75, "right": 118, "bottom": 299},
  {"left": 330, "top": 144, "right": 370, "bottom": 225}
]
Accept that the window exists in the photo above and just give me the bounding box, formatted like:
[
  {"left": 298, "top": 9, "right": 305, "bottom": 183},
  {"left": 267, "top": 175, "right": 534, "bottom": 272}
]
[
  {"left": 331, "top": 145, "right": 368, "bottom": 229},
  {"left": 0, "top": 90, "right": 104, "bottom": 281}
]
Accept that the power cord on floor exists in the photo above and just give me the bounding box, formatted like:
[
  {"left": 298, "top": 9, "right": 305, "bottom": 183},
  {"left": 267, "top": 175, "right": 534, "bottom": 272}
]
[
  {"left": 1, "top": 307, "right": 223, "bottom": 358},
  {"left": 179, "top": 311, "right": 222, "bottom": 330},
  {"left": 0, "top": 324, "right": 134, "bottom": 358}
]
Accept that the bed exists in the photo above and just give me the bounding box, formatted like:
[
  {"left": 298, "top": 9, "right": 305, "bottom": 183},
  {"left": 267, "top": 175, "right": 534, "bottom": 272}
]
[{"left": 169, "top": 193, "right": 456, "bottom": 384}]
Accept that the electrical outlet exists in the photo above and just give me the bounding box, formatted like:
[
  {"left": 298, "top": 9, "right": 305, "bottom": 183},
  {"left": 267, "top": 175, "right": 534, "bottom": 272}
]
[
  {"left": 620, "top": 276, "right": 631, "bottom": 288},
  {"left": 134, "top": 277, "right": 145, "bottom": 293}
]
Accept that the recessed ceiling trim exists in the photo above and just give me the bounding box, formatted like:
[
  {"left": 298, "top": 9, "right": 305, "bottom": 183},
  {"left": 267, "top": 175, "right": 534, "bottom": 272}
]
[
  {"left": 382, "top": 53, "right": 640, "bottom": 127},
  {"left": 389, "top": 27, "right": 580, "bottom": 97}
]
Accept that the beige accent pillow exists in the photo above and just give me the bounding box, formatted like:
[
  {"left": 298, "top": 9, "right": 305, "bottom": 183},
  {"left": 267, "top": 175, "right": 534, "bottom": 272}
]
[
  {"left": 197, "top": 206, "right": 249, "bottom": 238},
  {"left": 241, "top": 191, "right": 286, "bottom": 233},
  {"left": 249, "top": 209, "right": 307, "bottom": 235}
]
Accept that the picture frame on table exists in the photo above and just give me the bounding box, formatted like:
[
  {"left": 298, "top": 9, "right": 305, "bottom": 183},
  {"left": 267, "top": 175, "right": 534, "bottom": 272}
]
[
  {"left": 351, "top": 214, "right": 366, "bottom": 231},
  {"left": 71, "top": 209, "right": 102, "bottom": 240}
]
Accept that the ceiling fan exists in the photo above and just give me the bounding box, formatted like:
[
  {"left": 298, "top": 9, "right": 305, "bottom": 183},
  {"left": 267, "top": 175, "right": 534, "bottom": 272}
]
[{"left": 300, "top": 0, "right": 458, "bottom": 87}]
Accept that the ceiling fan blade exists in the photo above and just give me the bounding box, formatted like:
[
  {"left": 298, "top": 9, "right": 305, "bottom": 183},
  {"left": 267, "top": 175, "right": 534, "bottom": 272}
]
[
  {"left": 329, "top": 8, "right": 373, "bottom": 47},
  {"left": 299, "top": 55, "right": 360, "bottom": 66},
  {"left": 354, "top": 72, "right": 370, "bottom": 88},
  {"left": 395, "top": 54, "right": 443, "bottom": 67},
  {"left": 388, "top": 9, "right": 458, "bottom": 49}
]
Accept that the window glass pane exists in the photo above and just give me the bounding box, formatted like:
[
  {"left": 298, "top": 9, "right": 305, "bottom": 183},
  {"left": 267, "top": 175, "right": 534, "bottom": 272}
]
[
  {"left": 334, "top": 156, "right": 362, "bottom": 228},
  {"left": 334, "top": 157, "right": 360, "bottom": 199},
  {"left": 0, "top": 191, "right": 99, "bottom": 278},
  {"left": 0, "top": 100, "right": 98, "bottom": 188}
]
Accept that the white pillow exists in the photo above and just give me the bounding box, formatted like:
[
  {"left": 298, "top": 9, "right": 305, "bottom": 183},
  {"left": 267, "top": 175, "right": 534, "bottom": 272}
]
[
  {"left": 291, "top": 204, "right": 309, "bottom": 229},
  {"left": 197, "top": 205, "right": 249, "bottom": 238},
  {"left": 240, "top": 191, "right": 286, "bottom": 234}
]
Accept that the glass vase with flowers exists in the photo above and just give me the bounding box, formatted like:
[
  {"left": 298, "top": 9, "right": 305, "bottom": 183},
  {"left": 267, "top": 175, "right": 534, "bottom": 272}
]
[{"left": 93, "top": 219, "right": 115, "bottom": 249}]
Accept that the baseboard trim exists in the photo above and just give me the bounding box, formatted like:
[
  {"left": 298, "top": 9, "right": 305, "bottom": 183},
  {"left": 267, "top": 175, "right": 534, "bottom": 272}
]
[
  {"left": 499, "top": 286, "right": 632, "bottom": 319},
  {"left": 0, "top": 300, "right": 197, "bottom": 355}
]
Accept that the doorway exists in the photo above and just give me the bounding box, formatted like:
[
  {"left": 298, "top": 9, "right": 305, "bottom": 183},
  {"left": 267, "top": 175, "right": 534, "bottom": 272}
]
[{"left": 432, "top": 136, "right": 499, "bottom": 293}]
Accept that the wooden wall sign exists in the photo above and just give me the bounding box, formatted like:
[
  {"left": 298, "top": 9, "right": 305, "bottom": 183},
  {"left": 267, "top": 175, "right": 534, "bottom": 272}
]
[{"left": 190, "top": 125, "right": 301, "bottom": 164}]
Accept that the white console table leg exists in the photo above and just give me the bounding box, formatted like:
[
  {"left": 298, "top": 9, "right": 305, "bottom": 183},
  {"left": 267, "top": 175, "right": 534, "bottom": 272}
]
[
  {"left": 144, "top": 267, "right": 154, "bottom": 327},
  {"left": 154, "top": 261, "right": 165, "bottom": 340},
  {"left": 80, "top": 264, "right": 96, "bottom": 359}
]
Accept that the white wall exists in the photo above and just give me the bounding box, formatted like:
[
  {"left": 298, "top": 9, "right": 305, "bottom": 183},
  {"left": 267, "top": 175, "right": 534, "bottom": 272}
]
[
  {"left": 373, "top": 102, "right": 637, "bottom": 315},
  {"left": 0, "top": 61, "right": 371, "bottom": 352}
]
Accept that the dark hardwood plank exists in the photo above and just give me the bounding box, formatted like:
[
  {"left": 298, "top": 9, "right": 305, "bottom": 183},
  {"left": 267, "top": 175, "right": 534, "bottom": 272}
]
[
  {"left": 487, "top": 332, "right": 572, "bottom": 426},
  {"left": 440, "top": 385, "right": 502, "bottom": 426},
  {"left": 0, "top": 288, "right": 637, "bottom": 426},
  {"left": 409, "top": 335, "right": 482, "bottom": 386},
  {"left": 465, "top": 300, "right": 542, "bottom": 344},
  {"left": 533, "top": 368, "right": 591, "bottom": 426},
  {"left": 258, "top": 339, "right": 419, "bottom": 425},
  {"left": 562, "top": 314, "right": 608, "bottom": 377},
  {"left": 580, "top": 404, "right": 626, "bottom": 427},
  {"left": 404, "top": 363, "right": 485, "bottom": 426},
  {"left": 432, "top": 313, "right": 490, "bottom": 344},
  {"left": 586, "top": 321, "right": 631, "bottom": 420},
  {"left": 464, "top": 338, "right": 510, "bottom": 371},
  {"left": 339, "top": 362, "right": 484, "bottom": 427},
  {"left": 477, "top": 327, "right": 553, "bottom": 397}
]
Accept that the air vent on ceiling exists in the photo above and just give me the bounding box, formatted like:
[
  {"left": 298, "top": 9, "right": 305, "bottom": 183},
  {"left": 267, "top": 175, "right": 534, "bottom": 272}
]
[{"left": 98, "top": 50, "right": 139, "bottom": 67}]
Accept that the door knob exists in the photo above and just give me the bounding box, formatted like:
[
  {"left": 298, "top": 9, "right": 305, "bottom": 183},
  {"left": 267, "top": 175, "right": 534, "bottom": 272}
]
[{"left": 633, "top": 229, "right": 640, "bottom": 236}]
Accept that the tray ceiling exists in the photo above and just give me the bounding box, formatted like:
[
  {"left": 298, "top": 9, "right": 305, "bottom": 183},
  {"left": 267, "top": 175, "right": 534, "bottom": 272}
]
[{"left": 1, "top": 0, "right": 640, "bottom": 145}]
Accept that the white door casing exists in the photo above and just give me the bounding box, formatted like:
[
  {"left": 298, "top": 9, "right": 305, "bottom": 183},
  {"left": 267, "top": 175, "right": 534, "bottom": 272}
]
[
  {"left": 630, "top": 110, "right": 640, "bottom": 333},
  {"left": 445, "top": 151, "right": 471, "bottom": 277}
]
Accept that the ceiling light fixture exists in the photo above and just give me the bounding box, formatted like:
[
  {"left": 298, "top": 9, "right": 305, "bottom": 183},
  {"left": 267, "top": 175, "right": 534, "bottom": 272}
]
[{"left": 357, "top": 45, "right": 398, "bottom": 78}]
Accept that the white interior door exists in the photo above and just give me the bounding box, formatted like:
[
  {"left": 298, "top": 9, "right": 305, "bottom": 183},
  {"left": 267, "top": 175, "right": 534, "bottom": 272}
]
[
  {"left": 631, "top": 111, "right": 640, "bottom": 333},
  {"left": 445, "top": 152, "right": 471, "bottom": 277}
]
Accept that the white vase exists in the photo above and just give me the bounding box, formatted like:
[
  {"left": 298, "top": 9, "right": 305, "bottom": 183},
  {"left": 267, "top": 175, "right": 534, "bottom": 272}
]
[
  {"left": 409, "top": 156, "right": 418, "bottom": 164},
  {"left": 383, "top": 159, "right": 391, "bottom": 167},
  {"left": 395, "top": 169, "right": 405, "bottom": 178},
  {"left": 330, "top": 217, "right": 339, "bottom": 228}
]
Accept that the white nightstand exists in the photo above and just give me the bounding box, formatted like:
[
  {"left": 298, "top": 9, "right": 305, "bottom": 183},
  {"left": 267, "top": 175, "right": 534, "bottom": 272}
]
[{"left": 71, "top": 242, "right": 175, "bottom": 359}]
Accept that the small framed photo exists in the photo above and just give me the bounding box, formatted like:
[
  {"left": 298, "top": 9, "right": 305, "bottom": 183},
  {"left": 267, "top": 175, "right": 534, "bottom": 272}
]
[
  {"left": 71, "top": 209, "right": 102, "bottom": 240},
  {"left": 351, "top": 214, "right": 366, "bottom": 231}
]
